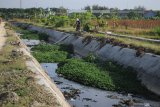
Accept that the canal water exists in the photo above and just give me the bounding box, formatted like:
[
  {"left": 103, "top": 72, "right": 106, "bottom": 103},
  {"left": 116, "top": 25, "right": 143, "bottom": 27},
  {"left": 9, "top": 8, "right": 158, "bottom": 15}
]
[{"left": 41, "top": 63, "right": 160, "bottom": 107}]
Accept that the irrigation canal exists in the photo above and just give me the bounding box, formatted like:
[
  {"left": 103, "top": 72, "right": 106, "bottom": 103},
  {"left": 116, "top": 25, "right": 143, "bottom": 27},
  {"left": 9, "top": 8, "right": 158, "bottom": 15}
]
[{"left": 22, "top": 39, "right": 160, "bottom": 107}]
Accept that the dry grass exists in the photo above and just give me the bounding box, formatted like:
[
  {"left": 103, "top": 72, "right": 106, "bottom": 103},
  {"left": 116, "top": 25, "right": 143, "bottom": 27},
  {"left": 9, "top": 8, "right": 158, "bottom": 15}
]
[
  {"left": 0, "top": 27, "right": 60, "bottom": 107},
  {"left": 105, "top": 35, "right": 160, "bottom": 54}
]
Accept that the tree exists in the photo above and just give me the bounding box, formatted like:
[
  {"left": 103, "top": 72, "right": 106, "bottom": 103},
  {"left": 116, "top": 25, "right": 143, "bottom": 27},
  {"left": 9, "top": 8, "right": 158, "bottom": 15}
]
[
  {"left": 134, "top": 6, "right": 146, "bottom": 11},
  {"left": 156, "top": 11, "right": 160, "bottom": 18},
  {"left": 84, "top": 6, "right": 91, "bottom": 11},
  {"left": 127, "top": 11, "right": 142, "bottom": 19},
  {"left": 92, "top": 5, "right": 108, "bottom": 10}
]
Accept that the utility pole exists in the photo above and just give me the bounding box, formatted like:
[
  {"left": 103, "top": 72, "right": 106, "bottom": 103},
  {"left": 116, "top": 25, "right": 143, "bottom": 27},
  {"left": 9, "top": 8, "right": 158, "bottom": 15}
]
[
  {"left": 62, "top": 0, "right": 63, "bottom": 7},
  {"left": 20, "top": 0, "right": 22, "bottom": 8}
]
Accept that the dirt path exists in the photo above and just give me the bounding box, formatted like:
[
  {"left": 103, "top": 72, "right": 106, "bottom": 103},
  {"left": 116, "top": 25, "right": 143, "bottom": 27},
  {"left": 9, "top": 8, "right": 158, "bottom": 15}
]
[
  {"left": 0, "top": 22, "right": 6, "bottom": 50},
  {"left": 99, "top": 31, "right": 160, "bottom": 43}
]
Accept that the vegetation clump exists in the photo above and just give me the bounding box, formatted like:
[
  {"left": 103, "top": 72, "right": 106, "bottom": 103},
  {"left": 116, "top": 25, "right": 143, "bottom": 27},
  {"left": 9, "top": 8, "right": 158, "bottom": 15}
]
[
  {"left": 17, "top": 28, "right": 49, "bottom": 41},
  {"left": 31, "top": 44, "right": 72, "bottom": 63},
  {"left": 57, "top": 58, "right": 152, "bottom": 96},
  {"left": 57, "top": 58, "right": 115, "bottom": 90}
]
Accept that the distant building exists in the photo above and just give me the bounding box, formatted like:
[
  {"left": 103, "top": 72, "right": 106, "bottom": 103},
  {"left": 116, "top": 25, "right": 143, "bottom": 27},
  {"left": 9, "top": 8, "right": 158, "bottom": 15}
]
[
  {"left": 67, "top": 10, "right": 87, "bottom": 16},
  {"left": 144, "top": 10, "right": 156, "bottom": 18},
  {"left": 118, "top": 10, "right": 144, "bottom": 18},
  {"left": 67, "top": 9, "right": 157, "bottom": 19},
  {"left": 92, "top": 10, "right": 110, "bottom": 14},
  {"left": 67, "top": 10, "right": 87, "bottom": 14}
]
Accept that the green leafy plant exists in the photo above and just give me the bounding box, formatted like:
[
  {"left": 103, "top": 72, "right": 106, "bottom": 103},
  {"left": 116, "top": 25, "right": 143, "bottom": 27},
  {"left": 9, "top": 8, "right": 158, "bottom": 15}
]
[
  {"left": 18, "top": 29, "right": 49, "bottom": 41},
  {"left": 57, "top": 59, "right": 115, "bottom": 90},
  {"left": 31, "top": 44, "right": 71, "bottom": 63},
  {"left": 84, "top": 53, "right": 97, "bottom": 63}
]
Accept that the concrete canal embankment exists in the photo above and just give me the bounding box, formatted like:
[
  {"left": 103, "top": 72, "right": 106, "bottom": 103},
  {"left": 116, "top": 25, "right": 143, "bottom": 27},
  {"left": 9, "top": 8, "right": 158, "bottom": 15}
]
[
  {"left": 13, "top": 22, "right": 160, "bottom": 96},
  {"left": 15, "top": 27, "right": 70, "bottom": 107}
]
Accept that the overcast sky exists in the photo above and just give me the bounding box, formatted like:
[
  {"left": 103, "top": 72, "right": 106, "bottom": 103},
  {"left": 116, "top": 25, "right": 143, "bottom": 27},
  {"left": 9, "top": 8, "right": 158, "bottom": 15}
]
[{"left": 0, "top": 0, "right": 160, "bottom": 10}]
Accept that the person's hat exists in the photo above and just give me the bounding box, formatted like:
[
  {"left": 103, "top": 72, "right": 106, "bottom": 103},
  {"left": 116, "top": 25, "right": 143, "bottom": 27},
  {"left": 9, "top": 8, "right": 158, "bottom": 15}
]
[{"left": 77, "top": 18, "right": 79, "bottom": 21}]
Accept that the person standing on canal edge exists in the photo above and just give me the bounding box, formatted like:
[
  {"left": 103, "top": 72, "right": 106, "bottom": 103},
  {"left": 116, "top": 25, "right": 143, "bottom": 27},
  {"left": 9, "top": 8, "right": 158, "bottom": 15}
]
[{"left": 75, "top": 18, "right": 81, "bottom": 31}]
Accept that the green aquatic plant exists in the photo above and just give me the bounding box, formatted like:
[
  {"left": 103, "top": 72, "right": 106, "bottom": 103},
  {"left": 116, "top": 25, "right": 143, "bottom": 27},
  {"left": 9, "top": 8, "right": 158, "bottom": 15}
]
[{"left": 57, "top": 58, "right": 115, "bottom": 90}]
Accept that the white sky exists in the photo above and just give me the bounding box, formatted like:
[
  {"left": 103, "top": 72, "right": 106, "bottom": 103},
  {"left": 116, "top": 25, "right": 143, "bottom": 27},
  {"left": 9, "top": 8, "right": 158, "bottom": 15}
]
[{"left": 0, "top": 0, "right": 160, "bottom": 10}]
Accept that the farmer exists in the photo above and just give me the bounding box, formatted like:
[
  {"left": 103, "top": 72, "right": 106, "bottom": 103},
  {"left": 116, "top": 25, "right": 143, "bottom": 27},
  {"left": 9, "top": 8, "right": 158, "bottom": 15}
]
[{"left": 75, "top": 18, "right": 81, "bottom": 31}]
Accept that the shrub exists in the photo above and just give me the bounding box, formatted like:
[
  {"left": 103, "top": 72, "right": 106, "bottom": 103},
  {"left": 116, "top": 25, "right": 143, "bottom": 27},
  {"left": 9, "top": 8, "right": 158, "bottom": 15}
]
[
  {"left": 84, "top": 53, "right": 97, "bottom": 63},
  {"left": 55, "top": 19, "right": 65, "bottom": 27},
  {"left": 83, "top": 23, "right": 90, "bottom": 32}
]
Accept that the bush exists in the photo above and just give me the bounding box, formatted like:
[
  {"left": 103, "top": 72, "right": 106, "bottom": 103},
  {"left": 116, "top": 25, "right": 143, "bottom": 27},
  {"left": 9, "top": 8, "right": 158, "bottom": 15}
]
[
  {"left": 83, "top": 23, "right": 90, "bottom": 32},
  {"left": 55, "top": 19, "right": 65, "bottom": 27},
  {"left": 84, "top": 53, "right": 97, "bottom": 63}
]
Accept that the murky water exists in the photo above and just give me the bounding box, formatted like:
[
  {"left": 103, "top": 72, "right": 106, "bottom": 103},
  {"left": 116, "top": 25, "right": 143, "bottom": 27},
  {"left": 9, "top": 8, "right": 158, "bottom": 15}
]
[
  {"left": 41, "top": 63, "right": 160, "bottom": 107},
  {"left": 22, "top": 39, "right": 40, "bottom": 46}
]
